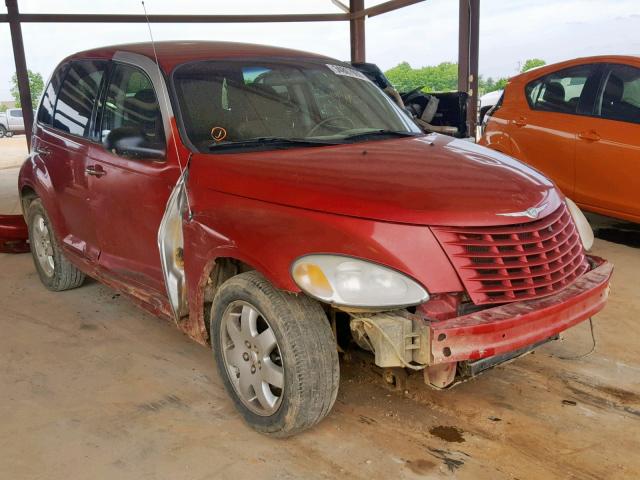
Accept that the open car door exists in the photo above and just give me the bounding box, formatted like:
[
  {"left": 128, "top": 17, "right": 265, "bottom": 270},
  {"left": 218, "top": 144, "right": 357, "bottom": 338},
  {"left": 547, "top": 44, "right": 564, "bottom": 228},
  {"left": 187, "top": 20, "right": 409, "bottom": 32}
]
[
  {"left": 351, "top": 62, "right": 468, "bottom": 138},
  {"left": 0, "top": 214, "right": 30, "bottom": 253}
]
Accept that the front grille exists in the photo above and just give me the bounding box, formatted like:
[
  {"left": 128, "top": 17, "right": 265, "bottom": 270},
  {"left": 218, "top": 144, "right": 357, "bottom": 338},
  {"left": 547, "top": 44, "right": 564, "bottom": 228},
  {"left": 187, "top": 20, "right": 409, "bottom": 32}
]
[{"left": 432, "top": 204, "right": 588, "bottom": 305}]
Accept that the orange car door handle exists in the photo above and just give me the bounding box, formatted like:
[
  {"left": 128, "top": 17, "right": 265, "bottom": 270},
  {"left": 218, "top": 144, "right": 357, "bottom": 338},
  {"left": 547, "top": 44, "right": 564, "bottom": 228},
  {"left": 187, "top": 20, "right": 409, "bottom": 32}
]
[
  {"left": 513, "top": 117, "right": 527, "bottom": 127},
  {"left": 85, "top": 165, "right": 106, "bottom": 177},
  {"left": 578, "top": 130, "right": 601, "bottom": 142}
]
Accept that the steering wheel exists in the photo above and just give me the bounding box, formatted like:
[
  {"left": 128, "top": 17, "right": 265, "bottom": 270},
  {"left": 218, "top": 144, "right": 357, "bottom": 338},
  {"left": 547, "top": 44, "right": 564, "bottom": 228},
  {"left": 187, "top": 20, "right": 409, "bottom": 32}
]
[{"left": 307, "top": 115, "right": 355, "bottom": 137}]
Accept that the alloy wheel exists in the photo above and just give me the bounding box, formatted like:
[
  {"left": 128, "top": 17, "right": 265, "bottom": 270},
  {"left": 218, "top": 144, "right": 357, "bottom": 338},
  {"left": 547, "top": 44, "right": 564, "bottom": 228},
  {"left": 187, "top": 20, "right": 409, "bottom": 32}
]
[
  {"left": 32, "top": 214, "right": 55, "bottom": 277},
  {"left": 220, "top": 300, "right": 285, "bottom": 416}
]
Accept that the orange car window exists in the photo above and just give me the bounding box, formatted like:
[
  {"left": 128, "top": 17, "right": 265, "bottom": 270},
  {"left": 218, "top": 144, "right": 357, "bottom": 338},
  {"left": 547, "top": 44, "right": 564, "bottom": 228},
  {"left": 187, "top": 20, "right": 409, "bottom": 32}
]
[
  {"left": 525, "top": 65, "right": 594, "bottom": 115},
  {"left": 597, "top": 64, "right": 640, "bottom": 124}
]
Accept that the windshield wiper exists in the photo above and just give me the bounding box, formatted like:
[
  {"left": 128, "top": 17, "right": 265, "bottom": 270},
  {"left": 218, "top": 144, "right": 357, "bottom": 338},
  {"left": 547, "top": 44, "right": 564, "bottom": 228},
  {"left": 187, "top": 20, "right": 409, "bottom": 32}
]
[
  {"left": 342, "top": 129, "right": 422, "bottom": 141},
  {"left": 208, "top": 136, "right": 339, "bottom": 151}
]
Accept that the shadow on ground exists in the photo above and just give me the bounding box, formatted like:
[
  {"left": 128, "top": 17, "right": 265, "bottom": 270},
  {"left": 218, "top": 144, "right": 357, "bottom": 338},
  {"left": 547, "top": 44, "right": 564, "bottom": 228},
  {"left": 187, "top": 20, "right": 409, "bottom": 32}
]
[{"left": 586, "top": 212, "right": 640, "bottom": 249}]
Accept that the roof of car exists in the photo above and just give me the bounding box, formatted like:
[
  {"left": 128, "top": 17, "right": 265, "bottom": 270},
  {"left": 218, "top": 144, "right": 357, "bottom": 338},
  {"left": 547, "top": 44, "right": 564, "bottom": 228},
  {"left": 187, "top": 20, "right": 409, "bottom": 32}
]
[
  {"left": 511, "top": 54, "right": 640, "bottom": 82},
  {"left": 65, "top": 40, "right": 334, "bottom": 71}
]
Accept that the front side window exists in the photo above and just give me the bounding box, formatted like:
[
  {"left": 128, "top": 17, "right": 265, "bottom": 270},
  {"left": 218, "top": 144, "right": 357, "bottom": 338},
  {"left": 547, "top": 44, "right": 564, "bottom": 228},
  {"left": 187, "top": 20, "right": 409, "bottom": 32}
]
[
  {"left": 11, "top": 109, "right": 23, "bottom": 118},
  {"left": 597, "top": 64, "right": 640, "bottom": 124},
  {"left": 100, "top": 63, "right": 165, "bottom": 149},
  {"left": 53, "top": 60, "right": 106, "bottom": 137},
  {"left": 172, "top": 60, "right": 420, "bottom": 152},
  {"left": 525, "top": 65, "right": 593, "bottom": 115}
]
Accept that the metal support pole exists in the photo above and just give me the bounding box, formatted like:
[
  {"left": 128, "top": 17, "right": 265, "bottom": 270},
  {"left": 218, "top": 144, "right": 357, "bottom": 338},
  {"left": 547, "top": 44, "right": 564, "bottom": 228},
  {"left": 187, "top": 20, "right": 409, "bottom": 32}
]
[
  {"left": 6, "top": 0, "right": 33, "bottom": 150},
  {"left": 468, "top": 0, "right": 480, "bottom": 137},
  {"left": 350, "top": 0, "right": 365, "bottom": 63},
  {"left": 457, "top": 0, "right": 470, "bottom": 93},
  {"left": 458, "top": 0, "right": 479, "bottom": 138}
]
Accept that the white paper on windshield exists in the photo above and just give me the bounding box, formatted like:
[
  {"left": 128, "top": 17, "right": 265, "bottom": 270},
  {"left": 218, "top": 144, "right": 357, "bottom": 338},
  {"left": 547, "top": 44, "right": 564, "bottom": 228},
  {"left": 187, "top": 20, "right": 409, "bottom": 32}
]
[{"left": 326, "top": 64, "right": 369, "bottom": 81}]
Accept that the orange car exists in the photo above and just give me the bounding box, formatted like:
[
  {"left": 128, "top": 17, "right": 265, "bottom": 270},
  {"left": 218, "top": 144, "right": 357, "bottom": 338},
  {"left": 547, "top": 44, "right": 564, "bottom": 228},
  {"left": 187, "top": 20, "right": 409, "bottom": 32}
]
[{"left": 480, "top": 55, "right": 640, "bottom": 223}]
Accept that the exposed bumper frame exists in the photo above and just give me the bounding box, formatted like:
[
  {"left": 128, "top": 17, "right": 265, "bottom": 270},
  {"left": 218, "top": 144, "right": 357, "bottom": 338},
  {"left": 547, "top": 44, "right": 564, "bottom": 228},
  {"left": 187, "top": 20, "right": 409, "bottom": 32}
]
[
  {"left": 0, "top": 214, "right": 29, "bottom": 253},
  {"left": 429, "top": 256, "right": 613, "bottom": 365}
]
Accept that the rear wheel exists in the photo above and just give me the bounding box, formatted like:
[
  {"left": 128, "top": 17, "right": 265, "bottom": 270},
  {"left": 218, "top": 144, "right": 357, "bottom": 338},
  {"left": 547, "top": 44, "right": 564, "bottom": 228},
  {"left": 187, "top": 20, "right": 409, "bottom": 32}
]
[
  {"left": 0, "top": 125, "right": 6, "bottom": 138},
  {"left": 210, "top": 270, "right": 339, "bottom": 437},
  {"left": 27, "top": 198, "right": 85, "bottom": 291}
]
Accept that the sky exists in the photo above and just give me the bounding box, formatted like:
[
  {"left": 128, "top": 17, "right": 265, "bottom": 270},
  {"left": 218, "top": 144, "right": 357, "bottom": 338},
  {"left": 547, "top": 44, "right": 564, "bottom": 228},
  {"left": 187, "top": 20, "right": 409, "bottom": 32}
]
[{"left": 1, "top": 0, "right": 639, "bottom": 101}]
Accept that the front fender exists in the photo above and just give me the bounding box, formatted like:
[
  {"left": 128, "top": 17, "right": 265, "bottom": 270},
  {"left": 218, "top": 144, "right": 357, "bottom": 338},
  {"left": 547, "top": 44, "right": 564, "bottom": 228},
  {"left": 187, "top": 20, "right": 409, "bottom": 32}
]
[{"left": 181, "top": 188, "right": 463, "bottom": 344}]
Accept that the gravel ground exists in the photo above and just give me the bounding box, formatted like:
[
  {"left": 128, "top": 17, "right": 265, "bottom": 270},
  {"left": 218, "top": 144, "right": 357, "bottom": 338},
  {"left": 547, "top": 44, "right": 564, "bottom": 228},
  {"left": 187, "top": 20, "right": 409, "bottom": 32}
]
[{"left": 1, "top": 138, "right": 639, "bottom": 480}]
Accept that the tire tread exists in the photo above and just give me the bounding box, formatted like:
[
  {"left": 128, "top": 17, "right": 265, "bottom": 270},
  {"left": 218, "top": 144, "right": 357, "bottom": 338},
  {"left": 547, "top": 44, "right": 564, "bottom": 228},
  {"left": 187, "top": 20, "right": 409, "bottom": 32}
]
[
  {"left": 27, "top": 198, "right": 85, "bottom": 292},
  {"left": 211, "top": 270, "right": 339, "bottom": 437}
]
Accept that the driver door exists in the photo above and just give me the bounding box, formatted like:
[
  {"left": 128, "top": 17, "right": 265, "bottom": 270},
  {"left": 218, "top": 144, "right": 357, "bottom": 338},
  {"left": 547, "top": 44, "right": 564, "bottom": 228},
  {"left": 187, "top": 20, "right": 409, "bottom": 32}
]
[{"left": 87, "top": 62, "right": 180, "bottom": 294}]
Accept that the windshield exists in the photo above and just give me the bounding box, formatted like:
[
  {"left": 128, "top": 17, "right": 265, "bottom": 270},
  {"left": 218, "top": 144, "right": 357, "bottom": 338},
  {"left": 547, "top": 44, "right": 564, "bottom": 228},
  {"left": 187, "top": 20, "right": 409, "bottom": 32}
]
[{"left": 172, "top": 60, "right": 421, "bottom": 152}]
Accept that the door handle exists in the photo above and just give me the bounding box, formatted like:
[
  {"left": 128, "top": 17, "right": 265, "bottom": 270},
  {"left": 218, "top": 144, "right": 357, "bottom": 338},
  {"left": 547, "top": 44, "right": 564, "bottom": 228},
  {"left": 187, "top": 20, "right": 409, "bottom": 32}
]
[
  {"left": 513, "top": 117, "right": 527, "bottom": 127},
  {"left": 35, "top": 146, "right": 51, "bottom": 157},
  {"left": 578, "top": 130, "right": 601, "bottom": 142},
  {"left": 85, "top": 165, "right": 106, "bottom": 177}
]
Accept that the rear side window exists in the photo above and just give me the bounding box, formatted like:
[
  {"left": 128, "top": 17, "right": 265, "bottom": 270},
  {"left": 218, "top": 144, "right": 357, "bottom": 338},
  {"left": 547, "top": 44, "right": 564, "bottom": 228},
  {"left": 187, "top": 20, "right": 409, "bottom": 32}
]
[
  {"left": 53, "top": 60, "right": 106, "bottom": 137},
  {"left": 37, "top": 64, "right": 68, "bottom": 126},
  {"left": 525, "top": 65, "right": 593, "bottom": 114},
  {"left": 597, "top": 64, "right": 640, "bottom": 124},
  {"left": 99, "top": 63, "right": 165, "bottom": 149},
  {"left": 10, "top": 109, "right": 23, "bottom": 118}
]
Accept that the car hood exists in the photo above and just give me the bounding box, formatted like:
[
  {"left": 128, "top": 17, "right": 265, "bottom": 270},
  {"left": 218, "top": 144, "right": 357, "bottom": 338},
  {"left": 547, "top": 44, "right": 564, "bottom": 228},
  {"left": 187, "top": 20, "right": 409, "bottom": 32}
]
[{"left": 189, "top": 134, "right": 562, "bottom": 227}]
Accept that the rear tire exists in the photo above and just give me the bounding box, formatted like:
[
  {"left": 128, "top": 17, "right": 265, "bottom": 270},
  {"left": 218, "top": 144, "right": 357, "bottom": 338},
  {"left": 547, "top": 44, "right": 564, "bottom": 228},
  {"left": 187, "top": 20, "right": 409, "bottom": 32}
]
[
  {"left": 210, "top": 270, "right": 339, "bottom": 437},
  {"left": 26, "top": 197, "right": 85, "bottom": 291},
  {"left": 0, "top": 125, "right": 6, "bottom": 138}
]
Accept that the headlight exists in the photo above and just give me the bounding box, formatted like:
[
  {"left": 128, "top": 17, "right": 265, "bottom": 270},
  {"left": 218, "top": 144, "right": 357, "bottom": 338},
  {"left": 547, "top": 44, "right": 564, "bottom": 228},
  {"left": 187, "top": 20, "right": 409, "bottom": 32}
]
[
  {"left": 566, "top": 198, "right": 594, "bottom": 251},
  {"left": 291, "top": 254, "right": 429, "bottom": 308}
]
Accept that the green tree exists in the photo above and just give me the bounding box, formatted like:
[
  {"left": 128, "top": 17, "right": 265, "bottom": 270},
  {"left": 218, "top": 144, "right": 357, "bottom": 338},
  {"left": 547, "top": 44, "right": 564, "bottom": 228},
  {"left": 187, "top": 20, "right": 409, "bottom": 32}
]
[
  {"left": 481, "top": 76, "right": 509, "bottom": 94},
  {"left": 10, "top": 70, "right": 44, "bottom": 109},
  {"left": 385, "top": 62, "right": 421, "bottom": 91},
  {"left": 385, "top": 61, "right": 458, "bottom": 93},
  {"left": 521, "top": 58, "right": 546, "bottom": 73},
  {"left": 385, "top": 61, "right": 521, "bottom": 96},
  {"left": 0, "top": 104, "right": 7, "bottom": 113}
]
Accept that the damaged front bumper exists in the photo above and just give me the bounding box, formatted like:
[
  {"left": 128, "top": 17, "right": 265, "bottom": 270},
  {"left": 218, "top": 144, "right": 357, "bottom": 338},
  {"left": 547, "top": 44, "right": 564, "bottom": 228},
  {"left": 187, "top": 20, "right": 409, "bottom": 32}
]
[
  {"left": 351, "top": 257, "right": 613, "bottom": 387},
  {"left": 0, "top": 214, "right": 29, "bottom": 253},
  {"left": 429, "top": 257, "right": 612, "bottom": 366}
]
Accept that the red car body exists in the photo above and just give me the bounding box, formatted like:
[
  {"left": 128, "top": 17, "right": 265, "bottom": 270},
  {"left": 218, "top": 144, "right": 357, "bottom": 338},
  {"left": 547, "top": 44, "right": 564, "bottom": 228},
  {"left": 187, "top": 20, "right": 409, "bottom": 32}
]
[{"left": 3, "top": 43, "right": 612, "bottom": 429}]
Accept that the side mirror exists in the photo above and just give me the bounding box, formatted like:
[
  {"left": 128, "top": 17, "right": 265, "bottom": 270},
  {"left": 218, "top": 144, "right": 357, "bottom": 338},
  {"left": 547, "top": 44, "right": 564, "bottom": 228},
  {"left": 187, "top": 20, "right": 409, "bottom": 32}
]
[{"left": 103, "top": 126, "right": 165, "bottom": 160}]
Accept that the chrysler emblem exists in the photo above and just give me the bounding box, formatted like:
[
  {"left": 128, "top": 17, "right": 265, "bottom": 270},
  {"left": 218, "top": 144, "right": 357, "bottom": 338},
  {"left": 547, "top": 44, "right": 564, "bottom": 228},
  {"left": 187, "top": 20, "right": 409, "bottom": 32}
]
[{"left": 497, "top": 203, "right": 548, "bottom": 219}]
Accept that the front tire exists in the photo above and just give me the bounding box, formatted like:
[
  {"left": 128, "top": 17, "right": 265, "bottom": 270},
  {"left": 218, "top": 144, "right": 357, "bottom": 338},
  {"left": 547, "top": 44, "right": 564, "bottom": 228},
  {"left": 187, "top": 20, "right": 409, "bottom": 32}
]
[
  {"left": 210, "top": 271, "right": 339, "bottom": 437},
  {"left": 26, "top": 197, "right": 85, "bottom": 291}
]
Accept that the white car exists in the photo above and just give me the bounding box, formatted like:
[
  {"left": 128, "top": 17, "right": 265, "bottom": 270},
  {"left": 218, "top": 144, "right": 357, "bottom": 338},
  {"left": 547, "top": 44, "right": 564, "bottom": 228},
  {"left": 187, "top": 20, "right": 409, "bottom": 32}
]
[
  {"left": 479, "top": 89, "right": 503, "bottom": 123},
  {"left": 0, "top": 108, "right": 26, "bottom": 137}
]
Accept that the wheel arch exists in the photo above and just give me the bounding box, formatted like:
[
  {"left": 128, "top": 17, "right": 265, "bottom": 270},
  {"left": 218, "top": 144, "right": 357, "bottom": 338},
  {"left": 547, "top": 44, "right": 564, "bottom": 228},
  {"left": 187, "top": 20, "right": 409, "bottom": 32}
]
[
  {"left": 185, "top": 251, "right": 275, "bottom": 345},
  {"left": 20, "top": 185, "right": 37, "bottom": 215},
  {"left": 18, "top": 158, "right": 69, "bottom": 242}
]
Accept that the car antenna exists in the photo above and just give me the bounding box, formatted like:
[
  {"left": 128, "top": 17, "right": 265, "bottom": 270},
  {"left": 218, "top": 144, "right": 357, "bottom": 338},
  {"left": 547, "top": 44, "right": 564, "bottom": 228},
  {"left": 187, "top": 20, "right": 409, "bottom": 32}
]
[{"left": 141, "top": 1, "right": 193, "bottom": 220}]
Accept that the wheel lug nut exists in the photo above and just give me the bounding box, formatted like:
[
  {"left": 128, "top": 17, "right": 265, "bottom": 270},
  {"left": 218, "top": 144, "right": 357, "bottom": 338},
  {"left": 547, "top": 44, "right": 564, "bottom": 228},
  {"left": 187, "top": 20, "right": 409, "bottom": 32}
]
[
  {"left": 245, "top": 341, "right": 251, "bottom": 348},
  {"left": 242, "top": 352, "right": 250, "bottom": 361},
  {"left": 251, "top": 365, "right": 256, "bottom": 374}
]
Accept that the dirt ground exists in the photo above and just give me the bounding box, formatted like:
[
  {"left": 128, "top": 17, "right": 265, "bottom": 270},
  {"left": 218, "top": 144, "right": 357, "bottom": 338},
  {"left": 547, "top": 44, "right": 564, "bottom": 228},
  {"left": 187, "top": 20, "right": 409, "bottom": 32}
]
[{"left": 1, "top": 138, "right": 639, "bottom": 480}]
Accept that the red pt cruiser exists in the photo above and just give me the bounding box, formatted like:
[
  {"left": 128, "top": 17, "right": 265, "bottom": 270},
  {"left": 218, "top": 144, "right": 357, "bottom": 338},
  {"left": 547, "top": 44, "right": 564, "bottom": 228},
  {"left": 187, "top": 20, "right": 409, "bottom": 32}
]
[{"left": 2, "top": 42, "right": 612, "bottom": 436}]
